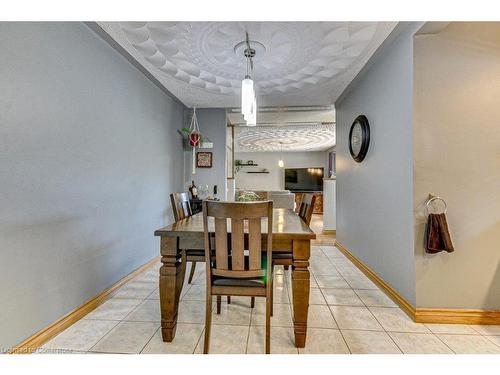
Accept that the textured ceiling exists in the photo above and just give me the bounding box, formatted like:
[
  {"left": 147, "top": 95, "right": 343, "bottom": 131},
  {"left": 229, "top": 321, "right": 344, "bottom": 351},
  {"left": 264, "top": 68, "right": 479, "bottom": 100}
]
[
  {"left": 227, "top": 106, "right": 335, "bottom": 126},
  {"left": 231, "top": 107, "right": 335, "bottom": 152},
  {"left": 97, "top": 22, "right": 396, "bottom": 108},
  {"left": 235, "top": 123, "right": 335, "bottom": 152}
]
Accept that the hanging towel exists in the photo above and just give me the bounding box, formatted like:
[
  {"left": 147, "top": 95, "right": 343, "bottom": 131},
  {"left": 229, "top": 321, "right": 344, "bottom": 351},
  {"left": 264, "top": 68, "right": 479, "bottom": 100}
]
[{"left": 426, "top": 213, "right": 455, "bottom": 254}]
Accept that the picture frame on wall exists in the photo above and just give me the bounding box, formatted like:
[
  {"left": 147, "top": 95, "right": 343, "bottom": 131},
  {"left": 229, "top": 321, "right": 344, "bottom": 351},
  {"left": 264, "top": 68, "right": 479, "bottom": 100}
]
[{"left": 196, "top": 151, "right": 213, "bottom": 168}]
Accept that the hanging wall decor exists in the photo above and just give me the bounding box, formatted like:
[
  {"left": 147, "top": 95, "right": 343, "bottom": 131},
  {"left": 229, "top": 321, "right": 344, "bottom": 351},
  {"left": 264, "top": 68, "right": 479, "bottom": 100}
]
[
  {"left": 188, "top": 107, "right": 201, "bottom": 174},
  {"left": 197, "top": 152, "right": 213, "bottom": 168}
]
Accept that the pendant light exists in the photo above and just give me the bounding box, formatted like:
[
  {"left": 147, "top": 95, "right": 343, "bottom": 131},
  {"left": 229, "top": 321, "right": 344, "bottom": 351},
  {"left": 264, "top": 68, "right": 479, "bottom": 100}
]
[
  {"left": 240, "top": 32, "right": 257, "bottom": 126},
  {"left": 241, "top": 75, "right": 254, "bottom": 117},
  {"left": 246, "top": 96, "right": 257, "bottom": 126},
  {"left": 278, "top": 142, "right": 284, "bottom": 168}
]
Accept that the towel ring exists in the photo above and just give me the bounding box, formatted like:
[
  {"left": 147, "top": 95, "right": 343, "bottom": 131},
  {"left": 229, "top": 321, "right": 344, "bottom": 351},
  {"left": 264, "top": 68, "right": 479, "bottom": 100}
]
[{"left": 426, "top": 196, "right": 447, "bottom": 215}]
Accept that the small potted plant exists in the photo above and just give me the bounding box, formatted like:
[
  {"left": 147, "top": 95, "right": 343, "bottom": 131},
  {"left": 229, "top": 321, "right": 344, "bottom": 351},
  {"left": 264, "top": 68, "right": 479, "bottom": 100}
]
[
  {"left": 179, "top": 127, "right": 203, "bottom": 150},
  {"left": 235, "top": 159, "right": 243, "bottom": 173}
]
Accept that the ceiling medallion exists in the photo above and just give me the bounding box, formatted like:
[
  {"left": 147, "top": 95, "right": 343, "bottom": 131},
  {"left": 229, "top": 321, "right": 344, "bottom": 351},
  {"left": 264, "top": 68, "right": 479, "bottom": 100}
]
[
  {"left": 234, "top": 39, "right": 266, "bottom": 58},
  {"left": 105, "top": 22, "right": 397, "bottom": 107},
  {"left": 236, "top": 123, "right": 335, "bottom": 152}
]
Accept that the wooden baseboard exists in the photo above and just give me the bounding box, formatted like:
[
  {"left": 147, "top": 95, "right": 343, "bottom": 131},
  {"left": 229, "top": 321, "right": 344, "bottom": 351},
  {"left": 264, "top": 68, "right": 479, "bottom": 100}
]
[
  {"left": 335, "top": 241, "right": 416, "bottom": 319},
  {"left": 322, "top": 230, "right": 336, "bottom": 235},
  {"left": 10, "top": 256, "right": 160, "bottom": 354},
  {"left": 415, "top": 308, "right": 500, "bottom": 325},
  {"left": 335, "top": 241, "right": 500, "bottom": 324}
]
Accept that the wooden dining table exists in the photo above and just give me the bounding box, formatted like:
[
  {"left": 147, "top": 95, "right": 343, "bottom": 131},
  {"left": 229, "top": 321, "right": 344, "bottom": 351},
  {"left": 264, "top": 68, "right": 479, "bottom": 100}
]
[{"left": 154, "top": 208, "right": 316, "bottom": 348}]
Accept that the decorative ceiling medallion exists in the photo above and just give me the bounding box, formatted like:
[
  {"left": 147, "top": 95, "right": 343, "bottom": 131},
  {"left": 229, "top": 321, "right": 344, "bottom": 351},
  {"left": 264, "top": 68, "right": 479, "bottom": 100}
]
[
  {"left": 120, "top": 22, "right": 376, "bottom": 95},
  {"left": 98, "top": 22, "right": 397, "bottom": 107},
  {"left": 235, "top": 123, "right": 335, "bottom": 152}
]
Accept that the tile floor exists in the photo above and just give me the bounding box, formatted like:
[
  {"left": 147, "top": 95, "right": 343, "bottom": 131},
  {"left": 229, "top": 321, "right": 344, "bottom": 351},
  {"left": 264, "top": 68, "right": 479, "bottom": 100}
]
[{"left": 38, "top": 245, "right": 500, "bottom": 354}]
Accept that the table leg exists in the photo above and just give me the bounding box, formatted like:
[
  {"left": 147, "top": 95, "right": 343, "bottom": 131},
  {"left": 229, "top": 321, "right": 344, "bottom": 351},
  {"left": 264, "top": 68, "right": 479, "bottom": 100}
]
[
  {"left": 291, "top": 239, "right": 311, "bottom": 348},
  {"left": 160, "top": 236, "right": 185, "bottom": 342}
]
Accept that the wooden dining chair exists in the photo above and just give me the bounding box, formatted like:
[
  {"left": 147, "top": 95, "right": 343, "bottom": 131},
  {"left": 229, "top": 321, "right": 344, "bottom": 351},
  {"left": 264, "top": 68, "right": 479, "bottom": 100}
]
[
  {"left": 170, "top": 192, "right": 201, "bottom": 284},
  {"left": 170, "top": 192, "right": 233, "bottom": 304},
  {"left": 170, "top": 192, "right": 192, "bottom": 221},
  {"left": 298, "top": 193, "right": 317, "bottom": 226},
  {"left": 280, "top": 193, "right": 317, "bottom": 272},
  {"left": 202, "top": 200, "right": 274, "bottom": 354}
]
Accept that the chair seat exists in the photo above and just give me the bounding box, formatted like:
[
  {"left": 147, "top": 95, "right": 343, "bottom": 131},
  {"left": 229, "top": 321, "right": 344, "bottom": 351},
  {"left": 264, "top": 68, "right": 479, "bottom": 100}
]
[
  {"left": 185, "top": 249, "right": 205, "bottom": 257},
  {"left": 212, "top": 277, "right": 265, "bottom": 288},
  {"left": 186, "top": 249, "right": 292, "bottom": 260},
  {"left": 271, "top": 253, "right": 292, "bottom": 260}
]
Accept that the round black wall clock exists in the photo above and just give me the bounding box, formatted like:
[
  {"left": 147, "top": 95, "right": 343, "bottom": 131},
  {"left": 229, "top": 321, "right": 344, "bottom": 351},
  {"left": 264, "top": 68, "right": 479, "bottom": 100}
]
[{"left": 349, "top": 115, "right": 370, "bottom": 163}]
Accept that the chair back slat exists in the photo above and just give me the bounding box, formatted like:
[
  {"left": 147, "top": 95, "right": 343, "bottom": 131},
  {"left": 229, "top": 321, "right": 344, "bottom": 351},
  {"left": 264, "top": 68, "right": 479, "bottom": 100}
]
[
  {"left": 170, "top": 192, "right": 192, "bottom": 221},
  {"left": 214, "top": 218, "right": 228, "bottom": 270},
  {"left": 248, "top": 218, "right": 262, "bottom": 270},
  {"left": 231, "top": 218, "right": 245, "bottom": 271},
  {"left": 203, "top": 201, "right": 273, "bottom": 281},
  {"left": 298, "top": 193, "right": 317, "bottom": 226}
]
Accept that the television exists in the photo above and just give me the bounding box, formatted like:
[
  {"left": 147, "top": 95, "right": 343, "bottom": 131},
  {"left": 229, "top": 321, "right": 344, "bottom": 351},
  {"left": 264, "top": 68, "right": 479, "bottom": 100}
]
[{"left": 284, "top": 168, "right": 324, "bottom": 192}]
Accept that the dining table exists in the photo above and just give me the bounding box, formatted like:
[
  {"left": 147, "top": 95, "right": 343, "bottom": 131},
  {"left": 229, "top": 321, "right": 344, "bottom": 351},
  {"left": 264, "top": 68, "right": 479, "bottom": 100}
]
[{"left": 154, "top": 207, "right": 316, "bottom": 348}]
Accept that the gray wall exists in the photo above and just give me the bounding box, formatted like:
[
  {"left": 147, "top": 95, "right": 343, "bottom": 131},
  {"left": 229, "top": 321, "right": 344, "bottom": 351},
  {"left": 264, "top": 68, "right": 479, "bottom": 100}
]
[
  {"left": 334, "top": 24, "right": 422, "bottom": 305},
  {"left": 0, "top": 22, "right": 185, "bottom": 350},
  {"left": 414, "top": 23, "right": 500, "bottom": 309},
  {"left": 183, "top": 108, "right": 227, "bottom": 199}
]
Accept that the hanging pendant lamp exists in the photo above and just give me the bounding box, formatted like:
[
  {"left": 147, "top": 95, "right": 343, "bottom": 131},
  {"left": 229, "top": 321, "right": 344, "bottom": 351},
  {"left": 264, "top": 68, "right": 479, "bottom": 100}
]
[
  {"left": 278, "top": 142, "right": 284, "bottom": 168},
  {"left": 240, "top": 32, "right": 257, "bottom": 126},
  {"left": 241, "top": 75, "right": 254, "bottom": 117},
  {"left": 246, "top": 96, "right": 257, "bottom": 126}
]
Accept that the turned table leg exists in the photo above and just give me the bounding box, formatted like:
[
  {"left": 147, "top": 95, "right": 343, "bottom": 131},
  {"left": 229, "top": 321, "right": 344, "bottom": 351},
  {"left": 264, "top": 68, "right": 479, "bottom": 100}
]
[
  {"left": 159, "top": 236, "right": 185, "bottom": 342},
  {"left": 291, "top": 239, "right": 311, "bottom": 348}
]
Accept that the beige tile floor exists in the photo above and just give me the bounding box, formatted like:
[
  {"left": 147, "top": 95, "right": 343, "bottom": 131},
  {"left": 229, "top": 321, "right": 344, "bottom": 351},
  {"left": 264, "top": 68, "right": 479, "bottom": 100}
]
[{"left": 38, "top": 245, "right": 500, "bottom": 354}]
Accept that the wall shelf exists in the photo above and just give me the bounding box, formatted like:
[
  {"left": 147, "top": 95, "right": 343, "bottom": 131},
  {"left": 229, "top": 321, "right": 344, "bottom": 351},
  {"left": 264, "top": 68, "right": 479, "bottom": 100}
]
[
  {"left": 246, "top": 171, "right": 269, "bottom": 174},
  {"left": 238, "top": 163, "right": 259, "bottom": 167}
]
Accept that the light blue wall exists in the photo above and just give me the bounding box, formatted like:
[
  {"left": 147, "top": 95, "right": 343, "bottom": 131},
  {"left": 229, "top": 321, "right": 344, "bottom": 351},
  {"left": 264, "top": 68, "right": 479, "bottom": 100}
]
[
  {"left": 335, "top": 24, "right": 423, "bottom": 305},
  {"left": 183, "top": 108, "right": 227, "bottom": 199},
  {"left": 0, "top": 22, "right": 185, "bottom": 349}
]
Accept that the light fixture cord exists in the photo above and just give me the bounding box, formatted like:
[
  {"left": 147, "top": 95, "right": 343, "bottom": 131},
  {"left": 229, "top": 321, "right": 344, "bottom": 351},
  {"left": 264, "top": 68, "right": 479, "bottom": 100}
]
[
  {"left": 245, "top": 31, "right": 253, "bottom": 78},
  {"left": 246, "top": 54, "right": 250, "bottom": 77}
]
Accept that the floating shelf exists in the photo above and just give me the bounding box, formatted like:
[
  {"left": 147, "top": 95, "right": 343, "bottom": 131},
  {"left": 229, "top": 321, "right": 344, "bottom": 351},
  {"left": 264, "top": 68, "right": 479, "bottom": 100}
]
[
  {"left": 238, "top": 163, "right": 259, "bottom": 167},
  {"left": 246, "top": 171, "right": 270, "bottom": 174}
]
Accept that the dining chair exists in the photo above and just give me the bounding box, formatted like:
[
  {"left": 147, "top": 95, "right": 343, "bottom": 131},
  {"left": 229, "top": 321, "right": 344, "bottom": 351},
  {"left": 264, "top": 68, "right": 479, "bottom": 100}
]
[
  {"left": 170, "top": 192, "right": 201, "bottom": 284},
  {"left": 280, "top": 193, "right": 317, "bottom": 272},
  {"left": 298, "top": 193, "right": 317, "bottom": 226},
  {"left": 202, "top": 200, "right": 274, "bottom": 354},
  {"left": 170, "top": 192, "right": 233, "bottom": 304}
]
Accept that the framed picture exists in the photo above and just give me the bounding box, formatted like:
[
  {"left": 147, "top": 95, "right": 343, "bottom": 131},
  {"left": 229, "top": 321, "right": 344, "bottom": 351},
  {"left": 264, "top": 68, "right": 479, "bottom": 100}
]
[{"left": 197, "top": 152, "right": 213, "bottom": 168}]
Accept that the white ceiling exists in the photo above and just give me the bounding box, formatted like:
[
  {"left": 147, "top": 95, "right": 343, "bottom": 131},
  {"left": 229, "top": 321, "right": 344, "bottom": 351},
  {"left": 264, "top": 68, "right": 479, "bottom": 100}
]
[{"left": 97, "top": 22, "right": 397, "bottom": 108}]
